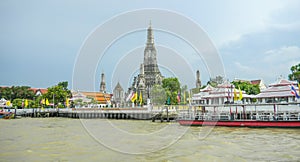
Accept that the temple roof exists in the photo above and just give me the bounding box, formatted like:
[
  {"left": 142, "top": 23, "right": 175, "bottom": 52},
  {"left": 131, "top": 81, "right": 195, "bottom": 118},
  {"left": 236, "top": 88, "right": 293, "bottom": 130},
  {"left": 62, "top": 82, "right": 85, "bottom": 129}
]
[
  {"left": 269, "top": 79, "right": 297, "bottom": 87},
  {"left": 114, "top": 82, "right": 123, "bottom": 91}
]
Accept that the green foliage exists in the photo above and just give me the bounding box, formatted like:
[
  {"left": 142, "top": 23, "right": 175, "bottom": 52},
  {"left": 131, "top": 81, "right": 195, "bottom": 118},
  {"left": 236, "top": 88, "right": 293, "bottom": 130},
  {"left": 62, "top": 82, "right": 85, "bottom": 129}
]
[
  {"left": 231, "top": 81, "right": 260, "bottom": 95},
  {"left": 74, "top": 99, "right": 84, "bottom": 107},
  {"left": 190, "top": 87, "right": 200, "bottom": 95},
  {"left": 12, "top": 99, "right": 22, "bottom": 108},
  {"left": 43, "top": 81, "right": 72, "bottom": 108},
  {"left": 150, "top": 84, "right": 166, "bottom": 106},
  {"left": 12, "top": 98, "right": 34, "bottom": 108},
  {"left": 288, "top": 63, "right": 300, "bottom": 83},
  {"left": 207, "top": 76, "right": 224, "bottom": 87},
  {"left": 34, "top": 96, "right": 43, "bottom": 108},
  {"left": 180, "top": 85, "right": 189, "bottom": 104},
  {"left": 0, "top": 81, "right": 71, "bottom": 108},
  {"left": 162, "top": 78, "right": 180, "bottom": 92},
  {"left": 87, "top": 96, "right": 97, "bottom": 104},
  {"left": 162, "top": 78, "right": 181, "bottom": 105},
  {"left": 0, "top": 86, "right": 35, "bottom": 101}
]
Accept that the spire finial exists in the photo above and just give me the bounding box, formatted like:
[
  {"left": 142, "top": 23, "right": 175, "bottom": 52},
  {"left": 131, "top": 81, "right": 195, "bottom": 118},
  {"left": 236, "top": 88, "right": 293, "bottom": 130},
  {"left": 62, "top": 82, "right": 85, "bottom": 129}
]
[{"left": 146, "top": 20, "right": 154, "bottom": 45}]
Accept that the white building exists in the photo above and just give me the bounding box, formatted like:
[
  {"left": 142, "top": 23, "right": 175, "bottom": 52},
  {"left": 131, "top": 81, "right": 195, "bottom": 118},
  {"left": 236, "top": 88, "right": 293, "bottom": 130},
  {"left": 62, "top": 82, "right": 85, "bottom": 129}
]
[
  {"left": 256, "top": 79, "right": 299, "bottom": 103},
  {"left": 192, "top": 81, "right": 253, "bottom": 105}
]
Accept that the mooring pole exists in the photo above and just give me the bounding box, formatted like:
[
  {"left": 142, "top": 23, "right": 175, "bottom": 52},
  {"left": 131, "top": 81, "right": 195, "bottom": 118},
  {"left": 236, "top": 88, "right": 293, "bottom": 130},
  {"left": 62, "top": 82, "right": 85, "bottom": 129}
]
[{"left": 166, "top": 106, "right": 169, "bottom": 122}]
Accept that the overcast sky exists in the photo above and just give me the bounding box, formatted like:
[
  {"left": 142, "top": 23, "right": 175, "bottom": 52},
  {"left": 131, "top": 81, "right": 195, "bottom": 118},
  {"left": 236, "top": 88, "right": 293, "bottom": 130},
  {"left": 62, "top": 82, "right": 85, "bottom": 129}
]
[{"left": 1, "top": 0, "right": 299, "bottom": 92}]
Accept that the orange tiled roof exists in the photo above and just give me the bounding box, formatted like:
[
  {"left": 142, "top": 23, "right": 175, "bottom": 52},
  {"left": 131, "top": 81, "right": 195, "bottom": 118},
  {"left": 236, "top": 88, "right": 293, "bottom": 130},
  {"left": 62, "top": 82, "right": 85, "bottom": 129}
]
[
  {"left": 79, "top": 91, "right": 111, "bottom": 104},
  {"left": 250, "top": 80, "right": 261, "bottom": 85},
  {"left": 30, "top": 88, "right": 48, "bottom": 94}
]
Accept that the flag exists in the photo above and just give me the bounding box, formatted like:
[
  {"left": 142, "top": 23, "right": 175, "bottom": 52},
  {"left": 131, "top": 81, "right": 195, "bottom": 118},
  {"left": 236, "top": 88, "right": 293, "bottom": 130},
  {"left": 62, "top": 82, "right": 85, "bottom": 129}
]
[
  {"left": 41, "top": 99, "right": 45, "bottom": 105},
  {"left": 233, "top": 88, "right": 238, "bottom": 101},
  {"left": 46, "top": 99, "right": 50, "bottom": 106},
  {"left": 25, "top": 99, "right": 28, "bottom": 108},
  {"left": 22, "top": 100, "right": 24, "bottom": 108},
  {"left": 6, "top": 100, "right": 11, "bottom": 107},
  {"left": 131, "top": 92, "right": 137, "bottom": 103},
  {"left": 238, "top": 87, "right": 243, "bottom": 100},
  {"left": 188, "top": 91, "right": 191, "bottom": 104},
  {"left": 126, "top": 91, "right": 134, "bottom": 102},
  {"left": 66, "top": 98, "right": 70, "bottom": 107},
  {"left": 177, "top": 92, "right": 181, "bottom": 104},
  {"left": 139, "top": 91, "right": 143, "bottom": 105},
  {"left": 183, "top": 92, "right": 186, "bottom": 104},
  {"left": 227, "top": 88, "right": 231, "bottom": 101},
  {"left": 291, "top": 84, "right": 300, "bottom": 99},
  {"left": 298, "top": 83, "right": 300, "bottom": 95},
  {"left": 167, "top": 96, "right": 171, "bottom": 105}
]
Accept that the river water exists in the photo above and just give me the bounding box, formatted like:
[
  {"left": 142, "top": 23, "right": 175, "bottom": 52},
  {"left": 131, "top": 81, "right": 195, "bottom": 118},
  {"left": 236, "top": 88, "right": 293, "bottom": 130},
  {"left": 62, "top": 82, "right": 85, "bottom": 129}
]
[{"left": 1, "top": 118, "right": 300, "bottom": 161}]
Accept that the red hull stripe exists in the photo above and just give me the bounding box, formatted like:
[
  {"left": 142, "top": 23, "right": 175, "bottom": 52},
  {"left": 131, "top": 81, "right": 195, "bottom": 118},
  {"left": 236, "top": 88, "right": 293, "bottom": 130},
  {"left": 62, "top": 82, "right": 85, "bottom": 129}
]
[{"left": 178, "top": 120, "right": 300, "bottom": 128}]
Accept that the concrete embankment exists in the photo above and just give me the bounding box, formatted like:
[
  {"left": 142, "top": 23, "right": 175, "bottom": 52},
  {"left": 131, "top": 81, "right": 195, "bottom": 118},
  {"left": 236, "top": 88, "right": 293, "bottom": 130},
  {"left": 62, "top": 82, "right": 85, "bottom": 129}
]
[{"left": 11, "top": 108, "right": 178, "bottom": 121}]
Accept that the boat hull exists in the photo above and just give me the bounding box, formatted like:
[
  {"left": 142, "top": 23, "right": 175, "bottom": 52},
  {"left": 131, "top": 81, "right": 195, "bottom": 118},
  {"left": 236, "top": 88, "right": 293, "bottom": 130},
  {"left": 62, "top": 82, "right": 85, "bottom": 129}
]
[
  {"left": 178, "top": 120, "right": 300, "bottom": 128},
  {"left": 0, "top": 112, "right": 14, "bottom": 119}
]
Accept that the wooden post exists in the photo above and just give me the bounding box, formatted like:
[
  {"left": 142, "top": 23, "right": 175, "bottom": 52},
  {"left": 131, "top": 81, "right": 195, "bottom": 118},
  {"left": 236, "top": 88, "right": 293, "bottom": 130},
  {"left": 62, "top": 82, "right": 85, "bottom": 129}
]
[
  {"left": 273, "top": 104, "right": 276, "bottom": 120},
  {"left": 243, "top": 105, "right": 246, "bottom": 120},
  {"left": 166, "top": 106, "right": 169, "bottom": 122}
]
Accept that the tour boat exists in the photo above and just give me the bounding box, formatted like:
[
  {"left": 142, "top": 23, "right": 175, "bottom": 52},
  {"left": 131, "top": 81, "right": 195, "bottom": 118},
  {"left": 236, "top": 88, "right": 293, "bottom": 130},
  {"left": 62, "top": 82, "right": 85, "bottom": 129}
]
[
  {"left": 0, "top": 111, "right": 15, "bottom": 119},
  {"left": 178, "top": 103, "right": 300, "bottom": 128},
  {"left": 178, "top": 119, "right": 300, "bottom": 128}
]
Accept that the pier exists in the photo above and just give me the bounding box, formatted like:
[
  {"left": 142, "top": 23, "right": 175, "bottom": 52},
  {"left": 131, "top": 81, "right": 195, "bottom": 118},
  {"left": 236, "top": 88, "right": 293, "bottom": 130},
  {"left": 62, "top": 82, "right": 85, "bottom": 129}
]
[
  {"left": 6, "top": 103, "right": 300, "bottom": 122},
  {"left": 12, "top": 107, "right": 178, "bottom": 121}
]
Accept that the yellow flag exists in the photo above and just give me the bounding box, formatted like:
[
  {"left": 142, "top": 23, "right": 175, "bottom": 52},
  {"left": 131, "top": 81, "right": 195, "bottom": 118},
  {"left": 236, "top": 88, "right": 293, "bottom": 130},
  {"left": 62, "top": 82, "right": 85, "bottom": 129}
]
[
  {"left": 188, "top": 91, "right": 191, "bottom": 104},
  {"left": 66, "top": 98, "right": 69, "bottom": 107},
  {"left": 24, "top": 99, "right": 28, "bottom": 108},
  {"left": 139, "top": 92, "right": 143, "bottom": 105},
  {"left": 46, "top": 99, "right": 49, "bottom": 106},
  {"left": 234, "top": 88, "right": 238, "bottom": 101},
  {"left": 41, "top": 99, "right": 45, "bottom": 105},
  {"left": 131, "top": 92, "right": 137, "bottom": 103},
  {"left": 238, "top": 87, "right": 243, "bottom": 100},
  {"left": 6, "top": 100, "right": 11, "bottom": 107},
  {"left": 298, "top": 83, "right": 300, "bottom": 94}
]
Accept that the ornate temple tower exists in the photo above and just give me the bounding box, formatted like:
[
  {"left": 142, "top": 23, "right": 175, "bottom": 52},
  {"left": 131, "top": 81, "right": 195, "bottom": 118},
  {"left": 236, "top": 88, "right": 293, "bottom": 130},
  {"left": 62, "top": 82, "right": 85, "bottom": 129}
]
[
  {"left": 143, "top": 22, "right": 163, "bottom": 97},
  {"left": 127, "top": 22, "right": 164, "bottom": 104},
  {"left": 113, "top": 82, "right": 124, "bottom": 107},
  {"left": 138, "top": 63, "right": 146, "bottom": 100},
  {"left": 100, "top": 72, "right": 106, "bottom": 93},
  {"left": 196, "top": 70, "right": 202, "bottom": 88}
]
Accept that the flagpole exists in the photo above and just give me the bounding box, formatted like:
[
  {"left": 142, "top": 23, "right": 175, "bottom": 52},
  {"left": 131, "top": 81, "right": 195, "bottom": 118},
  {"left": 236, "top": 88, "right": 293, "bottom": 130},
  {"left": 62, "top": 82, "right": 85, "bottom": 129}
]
[{"left": 53, "top": 93, "right": 55, "bottom": 109}]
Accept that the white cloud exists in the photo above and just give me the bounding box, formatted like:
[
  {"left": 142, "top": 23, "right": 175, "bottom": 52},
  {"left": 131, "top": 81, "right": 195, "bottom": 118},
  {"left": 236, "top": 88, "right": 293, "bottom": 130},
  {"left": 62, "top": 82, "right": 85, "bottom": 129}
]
[
  {"left": 227, "top": 46, "right": 300, "bottom": 84},
  {"left": 234, "top": 62, "right": 251, "bottom": 72},
  {"left": 264, "top": 46, "right": 300, "bottom": 63}
]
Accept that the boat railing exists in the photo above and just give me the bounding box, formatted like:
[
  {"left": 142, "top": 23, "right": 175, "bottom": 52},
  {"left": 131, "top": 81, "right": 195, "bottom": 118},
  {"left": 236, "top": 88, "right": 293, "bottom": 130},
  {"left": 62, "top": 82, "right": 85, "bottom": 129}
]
[{"left": 178, "top": 111, "right": 300, "bottom": 121}]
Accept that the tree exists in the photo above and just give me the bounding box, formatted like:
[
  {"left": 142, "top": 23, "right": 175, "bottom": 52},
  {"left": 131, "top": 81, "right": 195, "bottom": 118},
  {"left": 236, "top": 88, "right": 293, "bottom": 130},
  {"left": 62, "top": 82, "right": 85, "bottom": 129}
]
[
  {"left": 12, "top": 86, "right": 35, "bottom": 100},
  {"left": 0, "top": 86, "right": 35, "bottom": 101},
  {"left": 0, "top": 87, "right": 13, "bottom": 100},
  {"left": 58, "top": 81, "right": 69, "bottom": 91},
  {"left": 43, "top": 81, "right": 72, "bottom": 108},
  {"left": 231, "top": 81, "right": 260, "bottom": 95},
  {"left": 150, "top": 84, "right": 166, "bottom": 106},
  {"left": 207, "top": 75, "right": 224, "bottom": 87},
  {"left": 180, "top": 85, "right": 188, "bottom": 104},
  {"left": 288, "top": 63, "right": 300, "bottom": 83},
  {"left": 162, "top": 78, "right": 181, "bottom": 105},
  {"left": 162, "top": 78, "right": 180, "bottom": 92}
]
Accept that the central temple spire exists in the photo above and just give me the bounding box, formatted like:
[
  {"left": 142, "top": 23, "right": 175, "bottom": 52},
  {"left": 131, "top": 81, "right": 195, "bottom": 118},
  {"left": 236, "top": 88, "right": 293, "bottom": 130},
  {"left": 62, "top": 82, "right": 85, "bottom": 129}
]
[
  {"left": 146, "top": 21, "right": 154, "bottom": 48},
  {"left": 127, "top": 22, "right": 164, "bottom": 102},
  {"left": 143, "top": 21, "right": 163, "bottom": 97}
]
